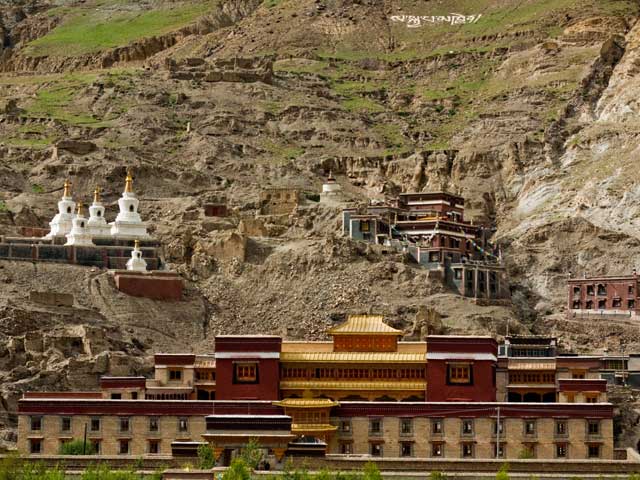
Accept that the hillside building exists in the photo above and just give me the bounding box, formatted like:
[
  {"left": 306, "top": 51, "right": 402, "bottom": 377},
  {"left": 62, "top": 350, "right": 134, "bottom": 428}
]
[
  {"left": 568, "top": 273, "right": 639, "bottom": 319},
  {"left": 343, "top": 192, "right": 507, "bottom": 301},
  {"left": 18, "top": 315, "right": 617, "bottom": 463}
]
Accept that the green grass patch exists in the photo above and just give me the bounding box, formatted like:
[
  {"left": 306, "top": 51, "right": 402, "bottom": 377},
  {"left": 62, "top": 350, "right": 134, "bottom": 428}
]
[
  {"left": 26, "top": 0, "right": 217, "bottom": 57},
  {"left": 342, "top": 97, "right": 385, "bottom": 113},
  {"left": 32, "top": 184, "right": 45, "bottom": 194},
  {"left": 262, "top": 140, "right": 305, "bottom": 163}
]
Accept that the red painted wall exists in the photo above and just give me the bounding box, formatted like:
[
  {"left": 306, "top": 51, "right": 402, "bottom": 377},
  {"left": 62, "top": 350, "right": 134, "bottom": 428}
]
[
  {"left": 214, "top": 337, "right": 282, "bottom": 401},
  {"left": 426, "top": 359, "right": 496, "bottom": 402},
  {"left": 114, "top": 274, "right": 183, "bottom": 300}
]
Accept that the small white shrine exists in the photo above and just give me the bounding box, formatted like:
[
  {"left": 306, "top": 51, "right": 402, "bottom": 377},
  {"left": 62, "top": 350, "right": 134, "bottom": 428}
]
[
  {"left": 110, "top": 169, "right": 150, "bottom": 239},
  {"left": 320, "top": 170, "right": 343, "bottom": 204},
  {"left": 126, "top": 240, "right": 148, "bottom": 272},
  {"left": 45, "top": 180, "right": 76, "bottom": 238},
  {"left": 65, "top": 203, "right": 94, "bottom": 247},
  {"left": 87, "top": 187, "right": 111, "bottom": 237}
]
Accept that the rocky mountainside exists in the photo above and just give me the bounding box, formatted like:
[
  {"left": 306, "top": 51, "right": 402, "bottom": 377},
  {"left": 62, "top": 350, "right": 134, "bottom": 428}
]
[{"left": 1, "top": 0, "right": 640, "bottom": 449}]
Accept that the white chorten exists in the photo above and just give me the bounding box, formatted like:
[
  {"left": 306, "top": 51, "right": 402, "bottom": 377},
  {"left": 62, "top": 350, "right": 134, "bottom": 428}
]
[
  {"left": 46, "top": 179, "right": 76, "bottom": 238},
  {"left": 320, "top": 170, "right": 343, "bottom": 204},
  {"left": 110, "top": 169, "right": 150, "bottom": 239},
  {"left": 65, "top": 203, "right": 95, "bottom": 247},
  {"left": 126, "top": 240, "right": 148, "bottom": 272},
  {"left": 87, "top": 186, "right": 111, "bottom": 237}
]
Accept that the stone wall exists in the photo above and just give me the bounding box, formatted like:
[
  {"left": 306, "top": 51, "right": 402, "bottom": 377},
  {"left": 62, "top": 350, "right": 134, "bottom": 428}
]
[
  {"left": 259, "top": 188, "right": 301, "bottom": 215},
  {"left": 28, "top": 291, "right": 74, "bottom": 307},
  {"left": 165, "top": 56, "right": 273, "bottom": 84}
]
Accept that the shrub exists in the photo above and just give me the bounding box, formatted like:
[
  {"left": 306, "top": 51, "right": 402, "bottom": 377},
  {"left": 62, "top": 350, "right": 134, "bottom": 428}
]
[
  {"left": 197, "top": 443, "right": 216, "bottom": 469},
  {"left": 31, "top": 184, "right": 45, "bottom": 194},
  {"left": 496, "top": 463, "right": 510, "bottom": 480},
  {"left": 430, "top": 472, "right": 448, "bottom": 480},
  {"left": 518, "top": 448, "right": 535, "bottom": 459},
  {"left": 362, "top": 462, "right": 382, "bottom": 480},
  {"left": 60, "top": 439, "right": 96, "bottom": 455},
  {"left": 223, "top": 458, "right": 251, "bottom": 480}
]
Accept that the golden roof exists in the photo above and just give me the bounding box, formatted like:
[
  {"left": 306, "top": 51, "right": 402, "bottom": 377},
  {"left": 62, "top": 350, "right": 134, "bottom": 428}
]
[
  {"left": 280, "top": 380, "right": 426, "bottom": 391},
  {"left": 327, "top": 315, "right": 402, "bottom": 336},
  {"left": 292, "top": 423, "right": 338, "bottom": 433},
  {"left": 281, "top": 341, "right": 426, "bottom": 354},
  {"left": 273, "top": 398, "right": 339, "bottom": 408},
  {"left": 280, "top": 352, "right": 425, "bottom": 363}
]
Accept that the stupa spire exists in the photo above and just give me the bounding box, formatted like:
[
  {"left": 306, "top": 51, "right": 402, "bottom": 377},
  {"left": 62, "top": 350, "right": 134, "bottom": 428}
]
[{"left": 124, "top": 169, "right": 134, "bottom": 193}]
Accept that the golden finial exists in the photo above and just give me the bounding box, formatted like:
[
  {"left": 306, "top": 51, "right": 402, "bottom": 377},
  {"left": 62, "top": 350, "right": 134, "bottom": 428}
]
[
  {"left": 124, "top": 168, "right": 133, "bottom": 193},
  {"left": 63, "top": 179, "right": 72, "bottom": 198},
  {"left": 134, "top": 239, "right": 140, "bottom": 250},
  {"left": 93, "top": 186, "right": 102, "bottom": 203},
  {"left": 77, "top": 202, "right": 84, "bottom": 216}
]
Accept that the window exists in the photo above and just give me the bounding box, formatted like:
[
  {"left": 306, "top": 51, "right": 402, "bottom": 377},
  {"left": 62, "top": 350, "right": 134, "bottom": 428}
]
[
  {"left": 432, "top": 419, "right": 443, "bottom": 434},
  {"left": 597, "top": 284, "right": 606, "bottom": 296},
  {"left": 370, "top": 443, "right": 382, "bottom": 457},
  {"left": 369, "top": 419, "right": 382, "bottom": 435},
  {"left": 629, "top": 299, "right": 636, "bottom": 309},
  {"left": 572, "top": 371, "right": 585, "bottom": 379},
  {"left": 360, "top": 221, "right": 370, "bottom": 233},
  {"left": 429, "top": 252, "right": 440, "bottom": 262},
  {"left": 148, "top": 440, "right": 160, "bottom": 455},
  {"left": 524, "top": 420, "right": 536, "bottom": 435},
  {"left": 29, "top": 439, "right": 42, "bottom": 454},
  {"left": 61, "top": 417, "right": 71, "bottom": 432},
  {"left": 119, "top": 417, "right": 130, "bottom": 433},
  {"left": 454, "top": 268, "right": 462, "bottom": 280},
  {"left": 340, "top": 420, "right": 351, "bottom": 434},
  {"left": 462, "top": 443, "right": 474, "bottom": 458},
  {"left": 555, "top": 420, "right": 567, "bottom": 436},
  {"left": 91, "top": 440, "right": 101, "bottom": 454},
  {"left": 131, "top": 392, "right": 138, "bottom": 400},
  {"left": 169, "top": 370, "right": 182, "bottom": 381},
  {"left": 556, "top": 443, "right": 567, "bottom": 458},
  {"left": 586, "top": 394, "right": 598, "bottom": 403},
  {"left": 400, "top": 418, "right": 413, "bottom": 436},
  {"left": 340, "top": 442, "right": 352, "bottom": 454},
  {"left": 493, "top": 419, "right": 504, "bottom": 435},
  {"left": 111, "top": 393, "right": 122, "bottom": 399},
  {"left": 118, "top": 439, "right": 130, "bottom": 455},
  {"left": 178, "top": 417, "right": 189, "bottom": 433},
  {"left": 588, "top": 420, "right": 600, "bottom": 436},
  {"left": 572, "top": 300, "right": 581, "bottom": 309},
  {"left": 30, "top": 416, "right": 42, "bottom": 431},
  {"left": 493, "top": 443, "right": 504, "bottom": 458},
  {"left": 447, "top": 363, "right": 472, "bottom": 385},
  {"left": 400, "top": 442, "right": 413, "bottom": 457},
  {"left": 90, "top": 418, "right": 101, "bottom": 432},
  {"left": 149, "top": 417, "right": 159, "bottom": 432},
  {"left": 586, "top": 300, "right": 594, "bottom": 309},
  {"left": 461, "top": 419, "right": 474, "bottom": 435},
  {"left": 629, "top": 285, "right": 635, "bottom": 296},
  {"left": 431, "top": 443, "right": 443, "bottom": 457},
  {"left": 588, "top": 445, "right": 600, "bottom": 458},
  {"left": 573, "top": 286, "right": 581, "bottom": 296},
  {"left": 598, "top": 299, "right": 606, "bottom": 309},
  {"left": 234, "top": 363, "right": 258, "bottom": 383},
  {"left": 613, "top": 298, "right": 622, "bottom": 308},
  {"left": 587, "top": 285, "right": 594, "bottom": 296}
]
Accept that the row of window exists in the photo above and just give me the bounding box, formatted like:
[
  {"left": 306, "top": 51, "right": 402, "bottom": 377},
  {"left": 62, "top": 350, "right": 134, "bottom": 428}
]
[
  {"left": 508, "top": 372, "right": 556, "bottom": 384},
  {"left": 29, "top": 416, "right": 190, "bottom": 434},
  {"left": 29, "top": 438, "right": 163, "bottom": 455},
  {"left": 573, "top": 285, "right": 634, "bottom": 297},
  {"left": 338, "top": 418, "right": 600, "bottom": 437},
  {"left": 572, "top": 299, "right": 635, "bottom": 309},
  {"left": 280, "top": 367, "right": 426, "bottom": 380},
  {"left": 339, "top": 441, "right": 602, "bottom": 459}
]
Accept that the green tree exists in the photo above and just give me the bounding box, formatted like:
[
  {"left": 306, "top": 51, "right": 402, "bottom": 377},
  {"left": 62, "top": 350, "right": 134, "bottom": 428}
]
[
  {"left": 60, "top": 438, "right": 97, "bottom": 455},
  {"left": 223, "top": 458, "right": 251, "bottom": 480},
  {"left": 362, "top": 462, "right": 382, "bottom": 480},
  {"left": 198, "top": 443, "right": 216, "bottom": 469},
  {"left": 430, "top": 472, "right": 448, "bottom": 480},
  {"left": 239, "top": 438, "right": 264, "bottom": 470}
]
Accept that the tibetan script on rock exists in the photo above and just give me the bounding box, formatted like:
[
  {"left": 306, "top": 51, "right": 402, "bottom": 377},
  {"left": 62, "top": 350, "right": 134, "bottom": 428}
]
[{"left": 390, "top": 14, "right": 482, "bottom": 28}]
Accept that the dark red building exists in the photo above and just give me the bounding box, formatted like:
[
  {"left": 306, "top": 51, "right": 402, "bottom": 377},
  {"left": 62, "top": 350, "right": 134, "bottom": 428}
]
[
  {"left": 426, "top": 336, "right": 498, "bottom": 402},
  {"left": 568, "top": 273, "right": 639, "bottom": 317}
]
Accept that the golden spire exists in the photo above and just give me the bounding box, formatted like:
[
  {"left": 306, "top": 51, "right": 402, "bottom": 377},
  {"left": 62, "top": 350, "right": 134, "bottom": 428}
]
[
  {"left": 77, "top": 202, "right": 84, "bottom": 217},
  {"left": 93, "top": 186, "right": 102, "bottom": 203},
  {"left": 63, "top": 179, "right": 72, "bottom": 198},
  {"left": 124, "top": 168, "right": 133, "bottom": 193},
  {"left": 134, "top": 239, "right": 140, "bottom": 250}
]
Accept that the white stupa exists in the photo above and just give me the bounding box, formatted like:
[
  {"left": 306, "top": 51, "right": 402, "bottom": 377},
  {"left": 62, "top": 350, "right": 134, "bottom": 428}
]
[
  {"left": 65, "top": 203, "right": 94, "bottom": 246},
  {"left": 87, "top": 186, "right": 111, "bottom": 237},
  {"left": 320, "top": 170, "right": 343, "bottom": 204},
  {"left": 46, "top": 179, "right": 77, "bottom": 239},
  {"left": 126, "top": 240, "right": 148, "bottom": 272},
  {"left": 110, "top": 169, "right": 150, "bottom": 239}
]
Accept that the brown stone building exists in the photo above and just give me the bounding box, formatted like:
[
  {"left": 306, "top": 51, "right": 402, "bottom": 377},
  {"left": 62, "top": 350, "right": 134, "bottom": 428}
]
[{"left": 568, "top": 273, "right": 639, "bottom": 318}]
